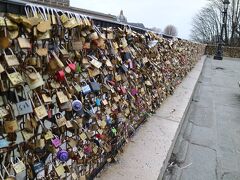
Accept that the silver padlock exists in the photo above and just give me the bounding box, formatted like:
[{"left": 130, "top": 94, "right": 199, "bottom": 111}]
[{"left": 15, "top": 85, "right": 33, "bottom": 116}]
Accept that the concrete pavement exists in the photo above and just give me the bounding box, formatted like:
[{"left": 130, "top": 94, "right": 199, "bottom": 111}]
[{"left": 164, "top": 57, "right": 240, "bottom": 180}]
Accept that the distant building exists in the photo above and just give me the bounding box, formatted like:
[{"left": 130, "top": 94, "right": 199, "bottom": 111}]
[
  {"left": 117, "top": 10, "right": 147, "bottom": 29},
  {"left": 117, "top": 10, "right": 128, "bottom": 23},
  {"left": 128, "top": 23, "right": 145, "bottom": 29}
]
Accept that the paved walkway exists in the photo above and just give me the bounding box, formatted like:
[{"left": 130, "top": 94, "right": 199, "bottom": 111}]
[{"left": 164, "top": 57, "right": 240, "bottom": 180}]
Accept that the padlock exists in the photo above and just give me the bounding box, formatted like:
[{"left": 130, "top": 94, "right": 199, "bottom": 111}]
[
  {"left": 83, "top": 144, "right": 92, "bottom": 155},
  {"left": 89, "top": 31, "right": 99, "bottom": 40},
  {"left": 59, "top": 100, "right": 72, "bottom": 112},
  {"left": 4, "top": 104, "right": 18, "bottom": 133},
  {"left": 41, "top": 89, "right": 52, "bottom": 104},
  {"left": 131, "top": 88, "right": 138, "bottom": 96},
  {"left": 32, "top": 159, "right": 44, "bottom": 175},
  {"left": 95, "top": 97, "right": 101, "bottom": 106},
  {"left": 72, "top": 95, "right": 83, "bottom": 114},
  {"left": 64, "top": 13, "right": 78, "bottom": 29},
  {"left": 50, "top": 8, "right": 57, "bottom": 25},
  {"left": 89, "top": 78, "right": 101, "bottom": 92},
  {"left": 66, "top": 59, "right": 76, "bottom": 72},
  {"left": 56, "top": 89, "right": 69, "bottom": 104},
  {"left": 0, "top": 25, "right": 10, "bottom": 49},
  {"left": 60, "top": 13, "right": 69, "bottom": 24},
  {"left": 0, "top": 73, "right": 9, "bottom": 92},
  {"left": 53, "top": 163, "right": 65, "bottom": 177},
  {"left": 0, "top": 63, "right": 4, "bottom": 76},
  {"left": 51, "top": 135, "right": 61, "bottom": 148},
  {"left": 81, "top": 81, "right": 91, "bottom": 95},
  {"left": 3, "top": 48, "right": 20, "bottom": 66},
  {"left": 119, "top": 86, "right": 127, "bottom": 94},
  {"left": 36, "top": 7, "right": 51, "bottom": 33},
  {"left": 26, "top": 55, "right": 37, "bottom": 66},
  {"left": 57, "top": 148, "right": 69, "bottom": 162},
  {"left": 84, "top": 104, "right": 95, "bottom": 117},
  {"left": 72, "top": 82, "right": 81, "bottom": 93},
  {"left": 2, "top": 163, "right": 16, "bottom": 180},
  {"left": 25, "top": 66, "right": 45, "bottom": 89},
  {"left": 55, "top": 69, "right": 65, "bottom": 82},
  {"left": 17, "top": 37, "right": 31, "bottom": 49},
  {"left": 88, "top": 55, "right": 102, "bottom": 69},
  {"left": 58, "top": 45, "right": 69, "bottom": 59},
  {"left": 55, "top": 112, "right": 67, "bottom": 127},
  {"left": 0, "top": 137, "right": 10, "bottom": 149},
  {"left": 35, "top": 136, "right": 46, "bottom": 149},
  {"left": 50, "top": 51, "right": 64, "bottom": 70},
  {"left": 15, "top": 86, "right": 33, "bottom": 116},
  {"left": 121, "top": 63, "right": 128, "bottom": 73},
  {"left": 29, "top": 92, "right": 48, "bottom": 120},
  {"left": 6, "top": 67, "right": 24, "bottom": 86},
  {"left": 11, "top": 157, "right": 26, "bottom": 174}
]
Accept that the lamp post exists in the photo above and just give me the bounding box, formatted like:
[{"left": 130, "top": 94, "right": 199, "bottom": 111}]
[{"left": 214, "top": 0, "right": 230, "bottom": 60}]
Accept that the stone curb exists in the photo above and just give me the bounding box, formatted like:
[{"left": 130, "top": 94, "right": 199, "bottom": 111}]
[{"left": 158, "top": 56, "right": 206, "bottom": 180}]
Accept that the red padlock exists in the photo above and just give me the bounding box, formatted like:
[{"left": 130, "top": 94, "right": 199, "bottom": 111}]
[
  {"left": 55, "top": 70, "right": 65, "bottom": 81},
  {"left": 67, "top": 59, "right": 76, "bottom": 72},
  {"left": 120, "top": 86, "right": 127, "bottom": 94}
]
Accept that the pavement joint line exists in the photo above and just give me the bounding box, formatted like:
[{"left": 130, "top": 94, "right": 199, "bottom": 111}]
[
  {"left": 153, "top": 115, "right": 181, "bottom": 123},
  {"left": 185, "top": 139, "right": 217, "bottom": 152},
  {"left": 188, "top": 119, "right": 206, "bottom": 127}
]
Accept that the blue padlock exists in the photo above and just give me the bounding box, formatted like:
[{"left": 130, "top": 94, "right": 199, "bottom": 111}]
[
  {"left": 96, "top": 98, "right": 101, "bottom": 106},
  {"left": 81, "top": 81, "right": 91, "bottom": 95},
  {"left": 72, "top": 95, "right": 83, "bottom": 112}
]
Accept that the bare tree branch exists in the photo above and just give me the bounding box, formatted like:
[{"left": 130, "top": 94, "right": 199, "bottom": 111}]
[
  {"left": 163, "top": 25, "right": 178, "bottom": 36},
  {"left": 191, "top": 0, "right": 240, "bottom": 46}
]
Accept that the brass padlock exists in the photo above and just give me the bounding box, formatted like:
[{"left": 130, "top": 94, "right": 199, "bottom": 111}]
[
  {"left": 0, "top": 74, "right": 9, "bottom": 92},
  {"left": 25, "top": 66, "right": 45, "bottom": 89},
  {"left": 3, "top": 48, "right": 20, "bottom": 67},
  {"left": 4, "top": 104, "right": 18, "bottom": 134},
  {"left": 29, "top": 92, "right": 48, "bottom": 120}
]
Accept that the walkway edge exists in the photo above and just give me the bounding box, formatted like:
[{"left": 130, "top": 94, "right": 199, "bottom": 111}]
[
  {"left": 96, "top": 56, "right": 206, "bottom": 180},
  {"left": 158, "top": 55, "right": 206, "bottom": 180}
]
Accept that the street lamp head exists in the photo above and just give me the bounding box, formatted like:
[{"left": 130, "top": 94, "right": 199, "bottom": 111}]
[{"left": 223, "top": 0, "right": 230, "bottom": 10}]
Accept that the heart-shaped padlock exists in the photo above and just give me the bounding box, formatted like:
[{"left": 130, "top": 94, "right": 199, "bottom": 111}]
[{"left": 57, "top": 149, "right": 69, "bottom": 162}]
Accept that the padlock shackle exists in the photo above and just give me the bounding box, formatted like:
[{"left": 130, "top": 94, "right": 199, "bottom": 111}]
[
  {"left": 28, "top": 91, "right": 43, "bottom": 108},
  {"left": 39, "top": 120, "right": 48, "bottom": 131},
  {"left": 36, "top": 6, "right": 47, "bottom": 20},
  {"left": 25, "top": 65, "right": 38, "bottom": 74},
  {"left": 29, "top": 5, "right": 38, "bottom": 17},
  {"left": 54, "top": 112, "right": 63, "bottom": 119},
  {"left": 14, "top": 88, "right": 20, "bottom": 103},
  {"left": 6, "top": 103, "right": 15, "bottom": 119},
  {"left": 11, "top": 156, "right": 21, "bottom": 164},
  {"left": 3, "top": 48, "right": 14, "bottom": 56},
  {"left": 24, "top": 5, "right": 31, "bottom": 18},
  {"left": 2, "top": 163, "right": 11, "bottom": 176}
]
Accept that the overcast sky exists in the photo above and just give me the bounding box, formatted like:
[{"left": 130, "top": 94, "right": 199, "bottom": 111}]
[{"left": 70, "top": 0, "right": 209, "bottom": 39}]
